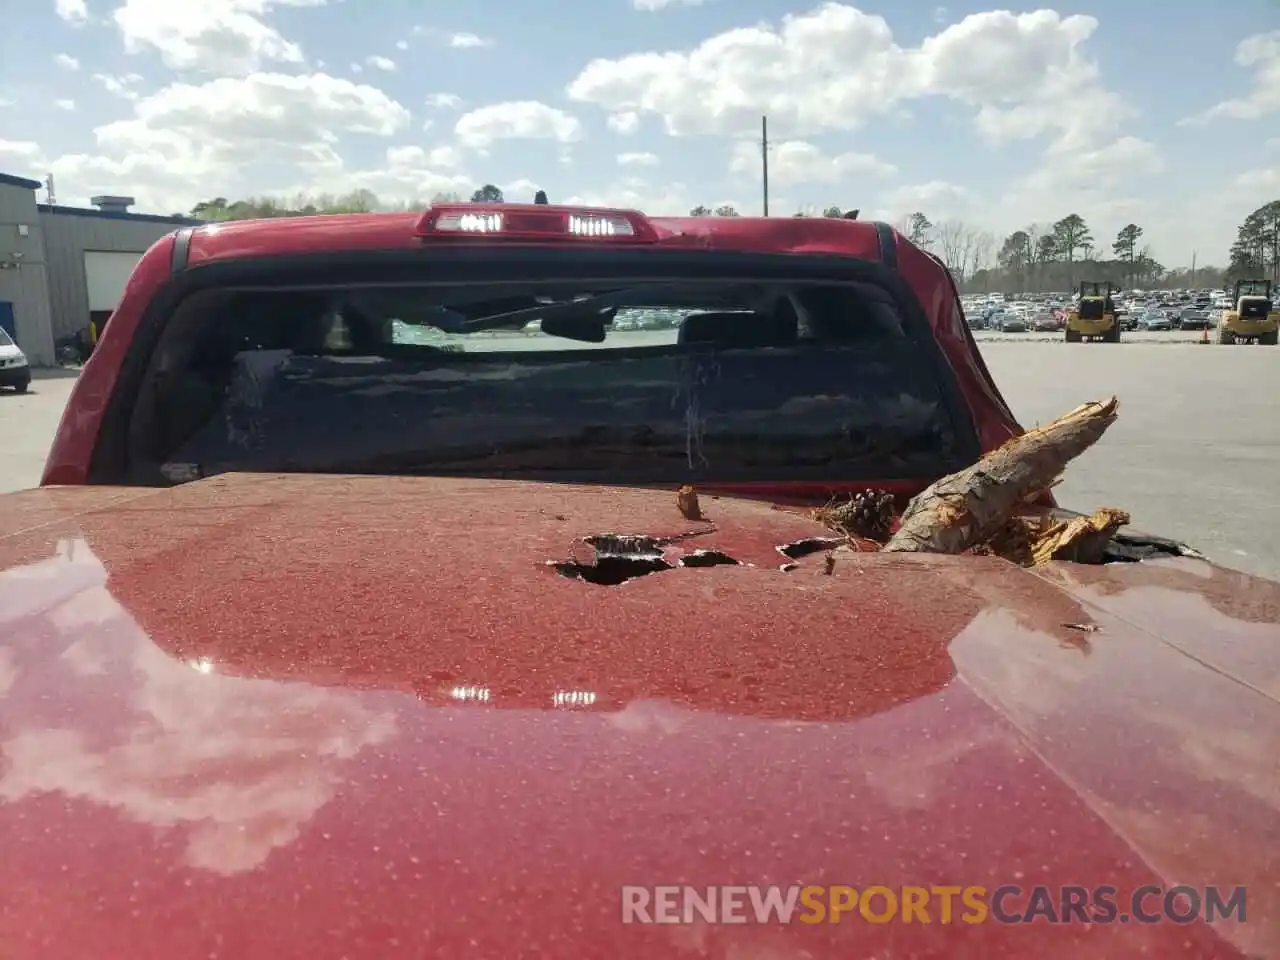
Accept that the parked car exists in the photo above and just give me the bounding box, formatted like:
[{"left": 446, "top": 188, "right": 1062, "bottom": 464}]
[
  {"left": 8, "top": 207, "right": 1269, "bottom": 960},
  {"left": 1179, "top": 308, "right": 1212, "bottom": 330},
  {"left": 1137, "top": 310, "right": 1174, "bottom": 331},
  {"left": 0, "top": 326, "right": 30, "bottom": 392}
]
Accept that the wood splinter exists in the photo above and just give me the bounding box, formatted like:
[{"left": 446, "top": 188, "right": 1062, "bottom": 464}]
[{"left": 676, "top": 485, "right": 703, "bottom": 521}]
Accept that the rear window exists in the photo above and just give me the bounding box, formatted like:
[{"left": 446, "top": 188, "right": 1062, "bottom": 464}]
[{"left": 126, "top": 276, "right": 974, "bottom": 485}]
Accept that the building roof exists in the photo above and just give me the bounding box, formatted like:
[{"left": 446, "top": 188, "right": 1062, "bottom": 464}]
[
  {"left": 0, "top": 172, "right": 43, "bottom": 191},
  {"left": 37, "top": 203, "right": 205, "bottom": 226}
]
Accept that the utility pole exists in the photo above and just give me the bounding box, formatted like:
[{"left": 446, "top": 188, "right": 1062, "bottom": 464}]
[
  {"left": 1191, "top": 249, "right": 1197, "bottom": 286},
  {"left": 761, "top": 115, "right": 769, "bottom": 217}
]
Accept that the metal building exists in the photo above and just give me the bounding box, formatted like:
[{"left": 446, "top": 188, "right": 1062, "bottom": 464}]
[
  {"left": 0, "top": 173, "right": 56, "bottom": 365},
  {"left": 0, "top": 171, "right": 202, "bottom": 365}
]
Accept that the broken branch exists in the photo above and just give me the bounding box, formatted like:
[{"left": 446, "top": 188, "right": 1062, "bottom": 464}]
[{"left": 882, "top": 397, "right": 1119, "bottom": 556}]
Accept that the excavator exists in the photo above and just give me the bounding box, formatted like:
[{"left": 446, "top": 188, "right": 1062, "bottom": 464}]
[
  {"left": 1064, "top": 281, "right": 1120, "bottom": 342},
  {"left": 1219, "top": 279, "right": 1279, "bottom": 345}
]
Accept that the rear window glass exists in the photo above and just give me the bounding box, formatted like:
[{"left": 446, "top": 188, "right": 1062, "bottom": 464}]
[{"left": 132, "top": 280, "right": 972, "bottom": 485}]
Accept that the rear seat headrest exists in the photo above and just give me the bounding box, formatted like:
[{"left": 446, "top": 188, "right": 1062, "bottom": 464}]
[{"left": 678, "top": 309, "right": 797, "bottom": 347}]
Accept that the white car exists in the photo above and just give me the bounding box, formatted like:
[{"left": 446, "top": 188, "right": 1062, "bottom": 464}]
[{"left": 0, "top": 328, "right": 31, "bottom": 393}]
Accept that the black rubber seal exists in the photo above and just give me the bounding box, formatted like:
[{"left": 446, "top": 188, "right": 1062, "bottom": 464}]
[
  {"left": 170, "top": 227, "right": 194, "bottom": 275},
  {"left": 872, "top": 221, "right": 898, "bottom": 270}
]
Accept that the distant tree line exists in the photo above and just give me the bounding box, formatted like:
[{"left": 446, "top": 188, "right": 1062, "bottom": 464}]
[
  {"left": 685, "top": 204, "right": 855, "bottom": 218},
  {"left": 890, "top": 211, "right": 1229, "bottom": 294},
  {"left": 185, "top": 184, "right": 513, "bottom": 221}
]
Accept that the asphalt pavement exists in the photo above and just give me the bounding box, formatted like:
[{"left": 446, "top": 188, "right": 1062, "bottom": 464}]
[
  {"left": 0, "top": 371, "right": 77, "bottom": 496},
  {"left": 1, "top": 342, "right": 1277, "bottom": 580},
  {"left": 979, "top": 341, "right": 1279, "bottom": 580}
]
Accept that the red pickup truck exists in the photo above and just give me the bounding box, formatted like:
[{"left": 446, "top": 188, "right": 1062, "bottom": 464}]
[{"left": 2, "top": 204, "right": 1276, "bottom": 960}]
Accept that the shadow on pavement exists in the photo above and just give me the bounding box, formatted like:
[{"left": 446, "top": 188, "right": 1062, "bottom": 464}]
[{"left": 33, "top": 367, "right": 83, "bottom": 381}]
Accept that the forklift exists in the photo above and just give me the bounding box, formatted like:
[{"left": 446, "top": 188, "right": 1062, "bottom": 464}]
[
  {"left": 1064, "top": 281, "right": 1120, "bottom": 342},
  {"left": 1219, "top": 279, "right": 1279, "bottom": 344}
]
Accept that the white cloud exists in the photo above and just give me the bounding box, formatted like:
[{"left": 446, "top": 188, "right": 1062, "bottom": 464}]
[
  {"left": 1012, "top": 136, "right": 1163, "bottom": 200},
  {"left": 395, "top": 39, "right": 408, "bottom": 50},
  {"left": 425, "top": 92, "right": 463, "bottom": 110},
  {"left": 55, "top": 99, "right": 76, "bottom": 111},
  {"left": 278, "top": 146, "right": 475, "bottom": 205},
  {"left": 606, "top": 111, "right": 641, "bottom": 135},
  {"left": 731, "top": 139, "right": 895, "bottom": 184},
  {"left": 1181, "top": 32, "right": 1280, "bottom": 125},
  {"left": 617, "top": 151, "right": 659, "bottom": 167},
  {"left": 46, "top": 72, "right": 409, "bottom": 212},
  {"left": 55, "top": 0, "right": 88, "bottom": 24},
  {"left": 455, "top": 101, "right": 582, "bottom": 148},
  {"left": 502, "top": 177, "right": 540, "bottom": 198},
  {"left": 366, "top": 55, "right": 396, "bottom": 71},
  {"left": 872, "top": 181, "right": 979, "bottom": 222},
  {"left": 1230, "top": 166, "right": 1280, "bottom": 194},
  {"left": 387, "top": 144, "right": 463, "bottom": 170},
  {"left": 54, "top": 53, "right": 80, "bottom": 70},
  {"left": 92, "top": 73, "right": 145, "bottom": 100},
  {"left": 449, "top": 32, "right": 491, "bottom": 49},
  {"left": 632, "top": 0, "right": 707, "bottom": 9},
  {"left": 0, "top": 140, "right": 43, "bottom": 163},
  {"left": 564, "top": 176, "right": 693, "bottom": 216},
  {"left": 566, "top": 4, "right": 1157, "bottom": 242},
  {"left": 567, "top": 5, "right": 1135, "bottom": 154},
  {"left": 112, "top": 0, "right": 328, "bottom": 74}
]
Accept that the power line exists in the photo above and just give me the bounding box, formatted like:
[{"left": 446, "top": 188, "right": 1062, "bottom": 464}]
[{"left": 761, "top": 115, "right": 769, "bottom": 217}]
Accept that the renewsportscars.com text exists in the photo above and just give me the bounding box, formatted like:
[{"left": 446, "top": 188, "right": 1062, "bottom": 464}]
[{"left": 620, "top": 884, "right": 1247, "bottom": 926}]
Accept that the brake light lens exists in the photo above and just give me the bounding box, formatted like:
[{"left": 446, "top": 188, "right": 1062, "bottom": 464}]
[
  {"left": 568, "top": 214, "right": 634, "bottom": 237},
  {"left": 435, "top": 211, "right": 504, "bottom": 233},
  {"left": 414, "top": 203, "right": 656, "bottom": 243}
]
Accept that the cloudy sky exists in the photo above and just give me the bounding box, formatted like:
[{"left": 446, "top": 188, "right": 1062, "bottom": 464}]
[{"left": 0, "top": 0, "right": 1276, "bottom": 266}]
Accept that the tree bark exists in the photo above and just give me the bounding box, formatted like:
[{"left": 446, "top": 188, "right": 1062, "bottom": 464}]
[{"left": 882, "top": 397, "right": 1119, "bottom": 555}]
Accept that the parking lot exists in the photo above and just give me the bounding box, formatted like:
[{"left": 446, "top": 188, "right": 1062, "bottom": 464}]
[{"left": 1, "top": 338, "right": 1277, "bottom": 580}]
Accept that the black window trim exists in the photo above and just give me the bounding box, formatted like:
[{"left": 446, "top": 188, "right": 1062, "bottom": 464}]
[{"left": 89, "top": 246, "right": 983, "bottom": 483}]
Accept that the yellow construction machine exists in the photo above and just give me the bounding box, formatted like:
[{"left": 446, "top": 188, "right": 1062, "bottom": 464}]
[
  {"left": 1219, "top": 279, "right": 1279, "bottom": 345},
  {"left": 1064, "top": 281, "right": 1120, "bottom": 342}
]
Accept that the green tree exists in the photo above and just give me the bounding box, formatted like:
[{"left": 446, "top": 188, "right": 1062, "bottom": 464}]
[
  {"left": 188, "top": 190, "right": 388, "bottom": 221},
  {"left": 689, "top": 205, "right": 712, "bottom": 216},
  {"left": 822, "top": 205, "right": 844, "bottom": 218},
  {"left": 1051, "top": 213, "right": 1092, "bottom": 265},
  {"left": 1111, "top": 223, "right": 1143, "bottom": 279},
  {"left": 1227, "top": 200, "right": 1280, "bottom": 281},
  {"left": 470, "top": 184, "right": 504, "bottom": 203},
  {"left": 997, "top": 230, "right": 1032, "bottom": 275},
  {"left": 905, "top": 212, "right": 932, "bottom": 245}
]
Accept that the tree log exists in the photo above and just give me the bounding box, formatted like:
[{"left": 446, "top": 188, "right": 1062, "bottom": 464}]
[{"left": 882, "top": 397, "right": 1119, "bottom": 555}]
